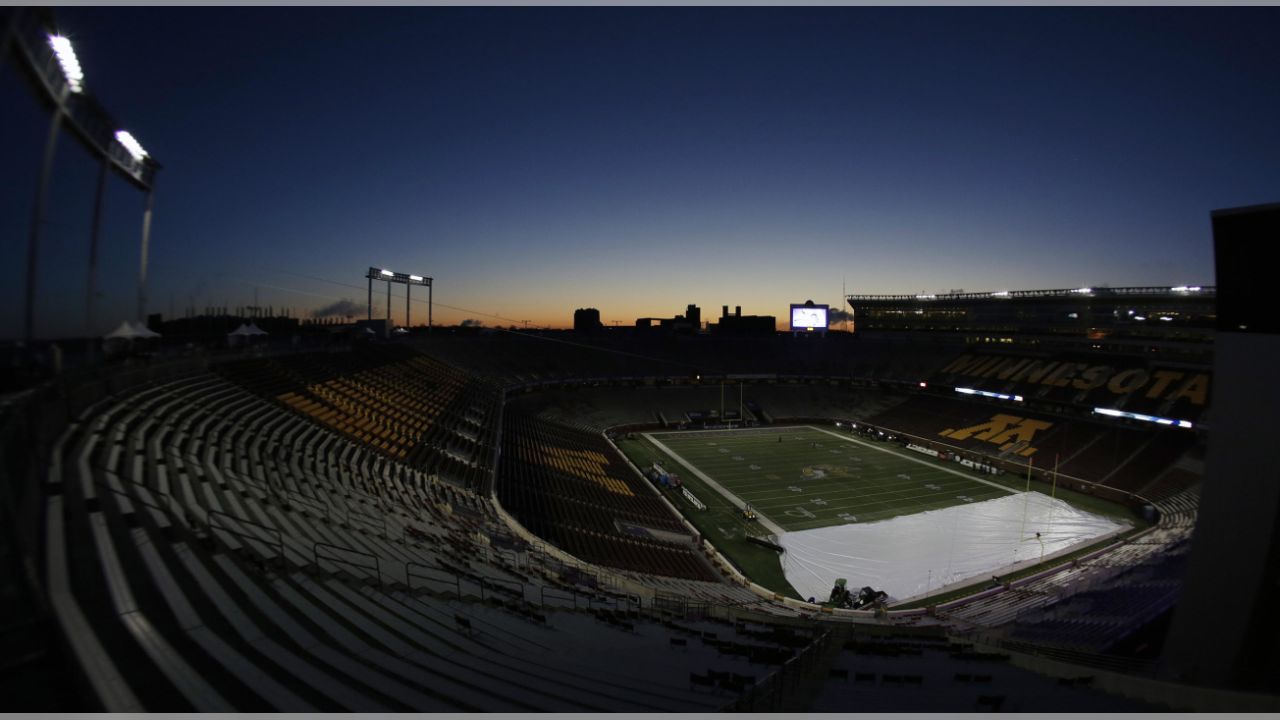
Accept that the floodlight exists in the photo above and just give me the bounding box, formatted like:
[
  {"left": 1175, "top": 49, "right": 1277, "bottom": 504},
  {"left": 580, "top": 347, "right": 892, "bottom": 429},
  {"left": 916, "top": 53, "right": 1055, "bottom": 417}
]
[
  {"left": 1074, "top": 287, "right": 1092, "bottom": 294},
  {"left": 956, "top": 386, "right": 1021, "bottom": 402},
  {"left": 380, "top": 269, "right": 394, "bottom": 276},
  {"left": 115, "top": 131, "right": 148, "bottom": 161},
  {"left": 1093, "top": 406, "right": 1194, "bottom": 429},
  {"left": 48, "top": 35, "right": 85, "bottom": 93},
  {"left": 992, "top": 291, "right": 1010, "bottom": 297},
  {"left": 409, "top": 275, "right": 423, "bottom": 281}
]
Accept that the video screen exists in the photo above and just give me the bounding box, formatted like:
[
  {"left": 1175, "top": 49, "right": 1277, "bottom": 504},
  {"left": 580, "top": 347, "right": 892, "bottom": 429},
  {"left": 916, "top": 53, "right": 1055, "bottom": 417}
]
[{"left": 790, "top": 304, "right": 829, "bottom": 330}]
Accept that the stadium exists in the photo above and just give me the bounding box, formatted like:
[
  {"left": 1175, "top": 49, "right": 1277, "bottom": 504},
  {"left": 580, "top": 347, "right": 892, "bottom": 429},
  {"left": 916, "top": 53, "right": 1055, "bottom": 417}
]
[{"left": 3, "top": 5, "right": 1280, "bottom": 714}]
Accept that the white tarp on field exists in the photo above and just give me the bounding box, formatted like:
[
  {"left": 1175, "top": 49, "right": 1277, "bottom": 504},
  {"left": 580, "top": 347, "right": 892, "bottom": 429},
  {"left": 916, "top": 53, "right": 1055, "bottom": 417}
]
[{"left": 777, "top": 491, "right": 1128, "bottom": 604}]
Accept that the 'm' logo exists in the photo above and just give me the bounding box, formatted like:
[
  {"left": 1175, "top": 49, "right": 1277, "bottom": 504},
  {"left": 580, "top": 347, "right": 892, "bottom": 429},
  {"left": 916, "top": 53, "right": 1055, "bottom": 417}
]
[{"left": 939, "top": 414, "right": 1052, "bottom": 457}]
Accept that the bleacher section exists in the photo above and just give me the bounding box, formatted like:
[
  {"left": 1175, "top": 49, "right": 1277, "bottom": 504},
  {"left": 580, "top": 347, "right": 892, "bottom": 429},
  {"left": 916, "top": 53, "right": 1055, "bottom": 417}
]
[
  {"left": 498, "top": 412, "right": 717, "bottom": 582},
  {"left": 417, "top": 333, "right": 957, "bottom": 385},
  {"left": 41, "top": 372, "right": 829, "bottom": 710},
  {"left": 867, "top": 394, "right": 1196, "bottom": 492},
  {"left": 10, "top": 333, "right": 1225, "bottom": 711},
  {"left": 929, "top": 352, "right": 1211, "bottom": 423},
  {"left": 216, "top": 347, "right": 499, "bottom": 491},
  {"left": 507, "top": 383, "right": 904, "bottom": 432}
]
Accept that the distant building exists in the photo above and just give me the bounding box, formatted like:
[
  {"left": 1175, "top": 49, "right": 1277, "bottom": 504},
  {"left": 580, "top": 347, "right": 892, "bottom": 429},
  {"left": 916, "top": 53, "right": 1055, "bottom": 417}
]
[
  {"left": 573, "top": 308, "right": 603, "bottom": 333},
  {"left": 634, "top": 304, "right": 701, "bottom": 334},
  {"left": 712, "top": 304, "right": 775, "bottom": 335},
  {"left": 685, "top": 304, "right": 701, "bottom": 332}
]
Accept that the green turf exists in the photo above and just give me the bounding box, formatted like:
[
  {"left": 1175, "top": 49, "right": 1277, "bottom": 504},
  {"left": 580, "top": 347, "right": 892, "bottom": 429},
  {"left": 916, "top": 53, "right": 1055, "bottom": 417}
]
[
  {"left": 645, "top": 425, "right": 1016, "bottom": 532},
  {"left": 614, "top": 434, "right": 804, "bottom": 600},
  {"left": 616, "top": 424, "right": 1148, "bottom": 606}
]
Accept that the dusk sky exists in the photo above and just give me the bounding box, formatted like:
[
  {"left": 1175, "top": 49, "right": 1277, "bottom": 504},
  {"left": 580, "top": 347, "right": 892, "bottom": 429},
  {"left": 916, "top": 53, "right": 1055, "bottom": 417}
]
[{"left": 2, "top": 6, "right": 1278, "bottom": 337}]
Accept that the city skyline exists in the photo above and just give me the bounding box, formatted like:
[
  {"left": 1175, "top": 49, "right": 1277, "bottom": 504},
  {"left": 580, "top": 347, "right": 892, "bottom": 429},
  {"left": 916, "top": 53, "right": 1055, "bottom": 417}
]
[{"left": 2, "top": 6, "right": 1275, "bottom": 337}]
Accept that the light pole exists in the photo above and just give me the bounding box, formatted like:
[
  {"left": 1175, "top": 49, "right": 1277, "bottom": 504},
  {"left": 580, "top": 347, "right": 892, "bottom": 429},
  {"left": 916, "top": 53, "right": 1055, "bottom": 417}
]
[
  {"left": 119, "top": 129, "right": 157, "bottom": 324},
  {"left": 22, "top": 32, "right": 78, "bottom": 350},
  {"left": 86, "top": 158, "right": 108, "bottom": 361},
  {"left": 24, "top": 100, "right": 62, "bottom": 349},
  {"left": 11, "top": 14, "right": 161, "bottom": 357},
  {"left": 365, "top": 267, "right": 432, "bottom": 333}
]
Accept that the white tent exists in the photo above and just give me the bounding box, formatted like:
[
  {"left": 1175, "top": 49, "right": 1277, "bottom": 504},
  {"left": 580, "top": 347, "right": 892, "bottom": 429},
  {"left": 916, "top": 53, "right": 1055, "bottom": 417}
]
[
  {"left": 104, "top": 320, "right": 161, "bottom": 340},
  {"left": 104, "top": 321, "right": 144, "bottom": 340},
  {"left": 227, "top": 323, "right": 268, "bottom": 337},
  {"left": 103, "top": 320, "right": 160, "bottom": 355},
  {"left": 131, "top": 321, "right": 161, "bottom": 338},
  {"left": 227, "top": 322, "right": 269, "bottom": 347}
]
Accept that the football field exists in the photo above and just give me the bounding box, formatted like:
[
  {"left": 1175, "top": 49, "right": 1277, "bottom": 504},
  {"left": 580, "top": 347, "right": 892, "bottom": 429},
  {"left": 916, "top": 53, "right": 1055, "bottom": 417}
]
[{"left": 644, "top": 425, "right": 1014, "bottom": 533}]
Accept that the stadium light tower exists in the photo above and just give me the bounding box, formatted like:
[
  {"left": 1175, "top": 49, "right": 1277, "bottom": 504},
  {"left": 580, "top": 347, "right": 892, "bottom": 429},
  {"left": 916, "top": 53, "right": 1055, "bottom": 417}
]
[
  {"left": 366, "top": 267, "right": 432, "bottom": 330},
  {"left": 9, "top": 8, "right": 162, "bottom": 359}
]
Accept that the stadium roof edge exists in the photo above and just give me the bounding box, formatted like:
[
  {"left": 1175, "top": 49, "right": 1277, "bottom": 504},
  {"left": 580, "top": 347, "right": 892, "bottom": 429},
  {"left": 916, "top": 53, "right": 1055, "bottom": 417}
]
[{"left": 846, "top": 286, "right": 1216, "bottom": 302}]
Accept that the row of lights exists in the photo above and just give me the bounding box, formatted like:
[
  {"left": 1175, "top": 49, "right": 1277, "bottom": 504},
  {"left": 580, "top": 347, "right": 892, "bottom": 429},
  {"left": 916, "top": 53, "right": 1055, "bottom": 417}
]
[
  {"left": 48, "top": 34, "right": 149, "bottom": 162},
  {"left": 1094, "top": 407, "right": 1194, "bottom": 429},
  {"left": 955, "top": 386, "right": 1025, "bottom": 403},
  {"left": 947, "top": 384, "right": 1194, "bottom": 428},
  {"left": 915, "top": 286, "right": 1203, "bottom": 301},
  {"left": 378, "top": 268, "right": 425, "bottom": 282}
]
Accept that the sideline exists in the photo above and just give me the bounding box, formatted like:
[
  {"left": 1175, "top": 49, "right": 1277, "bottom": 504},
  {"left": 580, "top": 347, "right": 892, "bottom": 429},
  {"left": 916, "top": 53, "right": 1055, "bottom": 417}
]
[
  {"left": 808, "top": 424, "right": 1019, "bottom": 495},
  {"left": 641, "top": 432, "right": 788, "bottom": 537}
]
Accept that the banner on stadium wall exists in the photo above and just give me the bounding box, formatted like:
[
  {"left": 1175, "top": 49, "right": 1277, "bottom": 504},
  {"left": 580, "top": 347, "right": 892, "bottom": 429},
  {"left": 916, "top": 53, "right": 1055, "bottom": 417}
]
[
  {"left": 958, "top": 457, "right": 1001, "bottom": 475},
  {"left": 682, "top": 487, "right": 706, "bottom": 511},
  {"left": 906, "top": 443, "right": 940, "bottom": 458},
  {"left": 938, "top": 354, "right": 1211, "bottom": 407}
]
